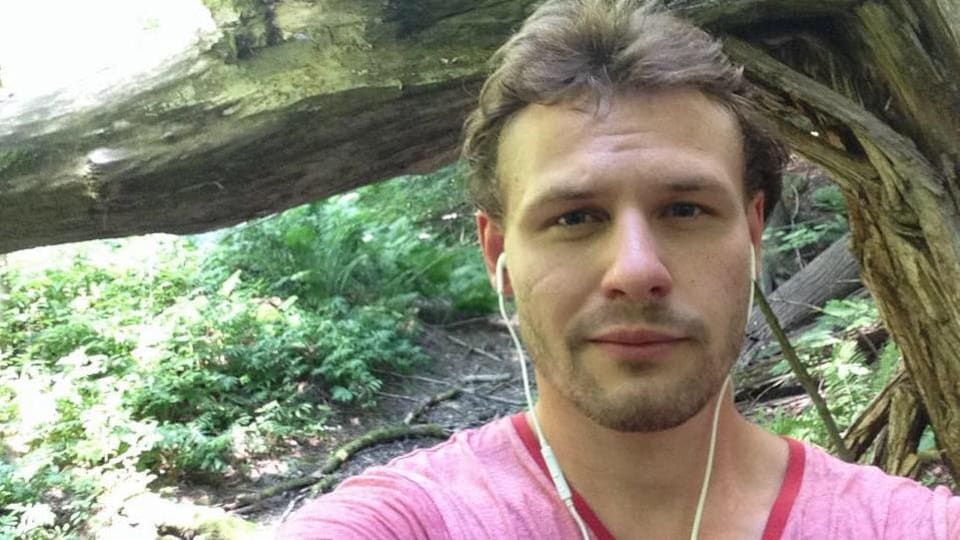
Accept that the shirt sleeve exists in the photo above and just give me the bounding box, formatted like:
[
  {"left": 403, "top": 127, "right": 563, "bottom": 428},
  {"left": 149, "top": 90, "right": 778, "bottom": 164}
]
[
  {"left": 935, "top": 485, "right": 960, "bottom": 540},
  {"left": 883, "top": 481, "right": 960, "bottom": 540},
  {"left": 276, "top": 469, "right": 449, "bottom": 540}
]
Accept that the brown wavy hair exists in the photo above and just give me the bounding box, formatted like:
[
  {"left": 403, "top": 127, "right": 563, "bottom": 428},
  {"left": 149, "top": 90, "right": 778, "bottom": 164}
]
[{"left": 462, "top": 0, "right": 787, "bottom": 222}]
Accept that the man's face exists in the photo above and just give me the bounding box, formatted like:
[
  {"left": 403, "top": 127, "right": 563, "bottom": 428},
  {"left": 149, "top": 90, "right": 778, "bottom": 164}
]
[{"left": 478, "top": 89, "right": 764, "bottom": 432}]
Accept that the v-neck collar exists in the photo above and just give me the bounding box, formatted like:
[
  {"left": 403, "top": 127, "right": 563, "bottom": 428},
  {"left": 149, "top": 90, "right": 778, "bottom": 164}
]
[{"left": 510, "top": 413, "right": 805, "bottom": 540}]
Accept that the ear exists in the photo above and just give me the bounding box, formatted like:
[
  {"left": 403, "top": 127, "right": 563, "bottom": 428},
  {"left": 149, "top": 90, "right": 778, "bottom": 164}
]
[
  {"left": 476, "top": 211, "right": 512, "bottom": 295},
  {"left": 747, "top": 192, "right": 765, "bottom": 275}
]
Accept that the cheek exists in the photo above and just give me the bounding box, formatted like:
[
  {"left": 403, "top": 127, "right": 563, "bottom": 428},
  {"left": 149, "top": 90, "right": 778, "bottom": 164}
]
[
  {"left": 681, "top": 251, "right": 751, "bottom": 319},
  {"left": 513, "top": 261, "right": 589, "bottom": 329}
]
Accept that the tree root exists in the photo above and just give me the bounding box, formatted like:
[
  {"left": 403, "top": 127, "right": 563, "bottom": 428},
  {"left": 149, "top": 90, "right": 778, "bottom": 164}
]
[
  {"left": 229, "top": 423, "right": 450, "bottom": 509},
  {"left": 844, "top": 369, "right": 905, "bottom": 458},
  {"left": 403, "top": 388, "right": 461, "bottom": 424}
]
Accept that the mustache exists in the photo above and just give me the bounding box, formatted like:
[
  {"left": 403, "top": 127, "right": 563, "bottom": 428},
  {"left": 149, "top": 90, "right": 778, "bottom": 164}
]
[{"left": 567, "top": 302, "right": 708, "bottom": 344}]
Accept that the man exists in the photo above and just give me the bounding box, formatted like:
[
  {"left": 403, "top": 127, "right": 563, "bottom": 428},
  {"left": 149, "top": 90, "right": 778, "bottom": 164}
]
[{"left": 280, "top": 1, "right": 960, "bottom": 538}]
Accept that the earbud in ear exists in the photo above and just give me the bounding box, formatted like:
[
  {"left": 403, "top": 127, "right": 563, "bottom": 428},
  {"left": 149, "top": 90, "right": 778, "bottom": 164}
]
[
  {"left": 746, "top": 244, "right": 757, "bottom": 320},
  {"left": 496, "top": 253, "right": 507, "bottom": 295}
]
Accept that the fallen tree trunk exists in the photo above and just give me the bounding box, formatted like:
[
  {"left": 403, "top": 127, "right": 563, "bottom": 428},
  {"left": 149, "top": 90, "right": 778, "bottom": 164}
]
[
  {"left": 0, "top": 0, "right": 539, "bottom": 254},
  {"left": 0, "top": 0, "right": 888, "bottom": 256},
  {"left": 734, "top": 233, "right": 862, "bottom": 402},
  {"left": 740, "top": 233, "right": 861, "bottom": 366}
]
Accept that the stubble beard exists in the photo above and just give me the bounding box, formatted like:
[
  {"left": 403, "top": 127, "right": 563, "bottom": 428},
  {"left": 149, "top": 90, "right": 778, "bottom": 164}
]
[{"left": 518, "top": 299, "right": 747, "bottom": 433}]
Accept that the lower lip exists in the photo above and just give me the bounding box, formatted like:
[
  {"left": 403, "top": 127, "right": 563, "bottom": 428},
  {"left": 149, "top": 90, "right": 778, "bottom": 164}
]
[{"left": 590, "top": 340, "right": 684, "bottom": 362}]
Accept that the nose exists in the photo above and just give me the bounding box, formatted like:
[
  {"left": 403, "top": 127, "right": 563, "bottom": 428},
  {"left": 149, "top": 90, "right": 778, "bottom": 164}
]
[{"left": 600, "top": 212, "right": 673, "bottom": 301}]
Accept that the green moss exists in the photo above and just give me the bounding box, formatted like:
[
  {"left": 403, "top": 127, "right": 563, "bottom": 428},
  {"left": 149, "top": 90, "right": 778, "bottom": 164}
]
[
  {"left": 194, "top": 515, "right": 260, "bottom": 539},
  {"left": 202, "top": 0, "right": 280, "bottom": 62},
  {"left": 0, "top": 149, "right": 39, "bottom": 181}
]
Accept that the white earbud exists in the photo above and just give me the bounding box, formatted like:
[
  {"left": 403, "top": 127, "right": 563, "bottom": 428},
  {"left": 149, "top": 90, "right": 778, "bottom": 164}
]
[
  {"left": 747, "top": 244, "right": 757, "bottom": 314},
  {"left": 496, "top": 253, "right": 507, "bottom": 296}
]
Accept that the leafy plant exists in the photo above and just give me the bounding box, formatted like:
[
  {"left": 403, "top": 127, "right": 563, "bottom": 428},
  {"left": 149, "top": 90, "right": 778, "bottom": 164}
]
[
  {"left": 764, "top": 296, "right": 899, "bottom": 450},
  {"left": 0, "top": 165, "right": 497, "bottom": 536}
]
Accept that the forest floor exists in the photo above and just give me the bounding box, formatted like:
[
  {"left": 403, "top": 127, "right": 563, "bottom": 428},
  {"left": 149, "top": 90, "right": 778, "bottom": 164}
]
[
  {"left": 169, "top": 317, "right": 532, "bottom": 535},
  {"left": 158, "top": 313, "right": 956, "bottom": 539}
]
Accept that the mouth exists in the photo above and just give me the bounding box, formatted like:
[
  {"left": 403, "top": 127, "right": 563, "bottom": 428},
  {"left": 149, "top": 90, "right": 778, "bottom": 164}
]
[{"left": 587, "top": 329, "right": 687, "bottom": 361}]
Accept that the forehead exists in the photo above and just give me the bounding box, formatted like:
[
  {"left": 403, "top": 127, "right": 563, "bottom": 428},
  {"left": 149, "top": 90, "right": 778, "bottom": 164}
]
[{"left": 496, "top": 89, "right": 745, "bottom": 220}]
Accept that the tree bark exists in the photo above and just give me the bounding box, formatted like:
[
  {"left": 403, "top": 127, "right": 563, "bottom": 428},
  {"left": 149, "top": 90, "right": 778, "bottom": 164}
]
[
  {"left": 716, "top": 1, "right": 960, "bottom": 477},
  {"left": 0, "top": 0, "right": 539, "bottom": 254},
  {"left": 844, "top": 369, "right": 906, "bottom": 460},
  {"left": 874, "top": 375, "right": 927, "bottom": 478}
]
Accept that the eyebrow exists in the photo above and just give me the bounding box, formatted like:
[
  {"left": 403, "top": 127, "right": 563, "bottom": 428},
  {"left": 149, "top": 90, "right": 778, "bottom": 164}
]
[{"left": 522, "top": 176, "right": 729, "bottom": 211}]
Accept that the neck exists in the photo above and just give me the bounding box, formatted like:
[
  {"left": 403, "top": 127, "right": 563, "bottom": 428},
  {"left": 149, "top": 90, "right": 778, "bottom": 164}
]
[{"left": 530, "top": 376, "right": 783, "bottom": 538}]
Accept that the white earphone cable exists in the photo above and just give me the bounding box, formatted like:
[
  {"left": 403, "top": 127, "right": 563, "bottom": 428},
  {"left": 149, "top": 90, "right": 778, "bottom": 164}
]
[
  {"left": 495, "top": 245, "right": 756, "bottom": 540},
  {"left": 497, "top": 254, "right": 591, "bottom": 539}
]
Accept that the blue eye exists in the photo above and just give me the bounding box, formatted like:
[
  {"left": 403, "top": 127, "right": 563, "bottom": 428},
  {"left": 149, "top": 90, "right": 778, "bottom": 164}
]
[{"left": 666, "top": 203, "right": 703, "bottom": 218}]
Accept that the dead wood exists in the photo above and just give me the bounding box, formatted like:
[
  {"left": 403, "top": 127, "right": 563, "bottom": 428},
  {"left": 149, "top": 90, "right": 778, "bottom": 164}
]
[
  {"left": 446, "top": 334, "right": 507, "bottom": 363},
  {"left": 843, "top": 369, "right": 905, "bottom": 460},
  {"left": 874, "top": 375, "right": 927, "bottom": 478},
  {"left": 375, "top": 369, "right": 525, "bottom": 407},
  {"left": 403, "top": 388, "right": 462, "bottom": 425},
  {"left": 462, "top": 373, "right": 512, "bottom": 384}
]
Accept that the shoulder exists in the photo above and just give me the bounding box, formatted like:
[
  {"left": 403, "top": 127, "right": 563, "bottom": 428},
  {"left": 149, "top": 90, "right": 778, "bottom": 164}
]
[
  {"left": 785, "top": 440, "right": 960, "bottom": 539},
  {"left": 278, "top": 415, "right": 547, "bottom": 540}
]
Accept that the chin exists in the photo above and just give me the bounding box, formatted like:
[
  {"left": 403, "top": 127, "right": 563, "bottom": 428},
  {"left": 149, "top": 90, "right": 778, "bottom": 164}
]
[{"left": 567, "top": 373, "right": 722, "bottom": 433}]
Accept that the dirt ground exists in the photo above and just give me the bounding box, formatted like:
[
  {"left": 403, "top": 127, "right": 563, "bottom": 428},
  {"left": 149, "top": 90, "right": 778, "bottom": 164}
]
[
  {"left": 174, "top": 312, "right": 956, "bottom": 536},
  {"left": 210, "top": 317, "right": 530, "bottom": 530}
]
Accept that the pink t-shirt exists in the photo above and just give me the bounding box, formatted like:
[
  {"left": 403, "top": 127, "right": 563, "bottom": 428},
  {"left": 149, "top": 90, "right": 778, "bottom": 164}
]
[{"left": 279, "top": 414, "right": 960, "bottom": 539}]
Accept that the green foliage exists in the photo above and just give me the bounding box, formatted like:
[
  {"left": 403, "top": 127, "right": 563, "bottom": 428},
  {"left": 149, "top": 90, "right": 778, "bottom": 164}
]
[
  {"left": 208, "top": 165, "right": 494, "bottom": 314},
  {"left": 0, "top": 166, "right": 492, "bottom": 537},
  {"left": 763, "top": 296, "right": 899, "bottom": 451},
  {"left": 762, "top": 173, "right": 849, "bottom": 284},
  {"left": 764, "top": 217, "right": 847, "bottom": 256},
  {"left": 810, "top": 184, "right": 847, "bottom": 214}
]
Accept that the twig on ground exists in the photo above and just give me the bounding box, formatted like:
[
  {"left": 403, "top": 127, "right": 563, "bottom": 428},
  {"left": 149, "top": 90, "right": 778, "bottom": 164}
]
[
  {"left": 374, "top": 370, "right": 448, "bottom": 386},
  {"left": 374, "top": 370, "right": 525, "bottom": 407},
  {"left": 458, "top": 386, "right": 525, "bottom": 406},
  {"left": 486, "top": 380, "right": 514, "bottom": 396},
  {"left": 462, "top": 372, "right": 512, "bottom": 384},
  {"left": 279, "top": 492, "right": 308, "bottom": 523},
  {"left": 446, "top": 334, "right": 507, "bottom": 363},
  {"left": 377, "top": 391, "right": 422, "bottom": 403},
  {"left": 404, "top": 388, "right": 462, "bottom": 424},
  {"left": 441, "top": 316, "right": 498, "bottom": 329}
]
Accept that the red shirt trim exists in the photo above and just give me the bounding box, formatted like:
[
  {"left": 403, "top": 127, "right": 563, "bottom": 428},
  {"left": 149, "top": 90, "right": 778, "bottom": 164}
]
[
  {"left": 510, "top": 413, "right": 806, "bottom": 540},
  {"left": 511, "top": 413, "right": 616, "bottom": 540},
  {"left": 760, "top": 437, "right": 805, "bottom": 540}
]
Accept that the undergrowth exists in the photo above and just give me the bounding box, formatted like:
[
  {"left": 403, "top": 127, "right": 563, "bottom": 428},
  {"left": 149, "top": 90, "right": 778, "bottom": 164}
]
[
  {"left": 0, "top": 166, "right": 493, "bottom": 538},
  {"left": 761, "top": 297, "right": 899, "bottom": 446}
]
